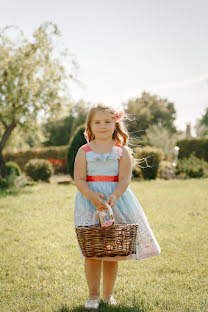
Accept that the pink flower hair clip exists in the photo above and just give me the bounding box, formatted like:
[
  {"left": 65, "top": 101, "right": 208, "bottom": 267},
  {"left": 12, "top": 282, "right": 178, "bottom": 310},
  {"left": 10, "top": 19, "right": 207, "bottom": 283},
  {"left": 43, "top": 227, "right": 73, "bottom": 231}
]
[{"left": 112, "top": 111, "right": 124, "bottom": 123}]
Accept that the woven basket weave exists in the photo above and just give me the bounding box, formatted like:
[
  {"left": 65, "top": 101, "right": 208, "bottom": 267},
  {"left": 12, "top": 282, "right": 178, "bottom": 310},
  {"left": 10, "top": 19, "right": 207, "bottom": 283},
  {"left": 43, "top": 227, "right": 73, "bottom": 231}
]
[
  {"left": 75, "top": 224, "right": 138, "bottom": 257},
  {"left": 75, "top": 203, "right": 138, "bottom": 258}
]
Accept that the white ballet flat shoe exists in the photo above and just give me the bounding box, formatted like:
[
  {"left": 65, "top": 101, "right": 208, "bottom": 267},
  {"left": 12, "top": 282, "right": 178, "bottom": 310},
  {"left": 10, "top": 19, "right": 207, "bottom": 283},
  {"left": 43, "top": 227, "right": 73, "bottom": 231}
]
[
  {"left": 85, "top": 299, "right": 99, "bottom": 310},
  {"left": 103, "top": 295, "right": 117, "bottom": 305}
]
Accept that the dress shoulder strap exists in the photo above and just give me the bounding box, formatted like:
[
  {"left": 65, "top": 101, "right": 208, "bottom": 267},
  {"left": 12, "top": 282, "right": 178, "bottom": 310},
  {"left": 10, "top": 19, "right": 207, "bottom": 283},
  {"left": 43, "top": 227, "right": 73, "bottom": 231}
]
[{"left": 81, "top": 143, "right": 92, "bottom": 153}]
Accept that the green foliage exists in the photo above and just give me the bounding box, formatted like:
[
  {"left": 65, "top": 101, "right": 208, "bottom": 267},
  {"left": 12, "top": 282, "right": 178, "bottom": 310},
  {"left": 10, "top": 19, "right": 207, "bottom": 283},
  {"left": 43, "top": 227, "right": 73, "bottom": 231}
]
[
  {"left": 3, "top": 126, "right": 45, "bottom": 152},
  {"left": 42, "top": 116, "right": 72, "bottom": 146},
  {"left": 0, "top": 22, "right": 75, "bottom": 129},
  {"left": 177, "top": 138, "right": 208, "bottom": 162},
  {"left": 0, "top": 161, "right": 22, "bottom": 188},
  {"left": 5, "top": 161, "right": 21, "bottom": 177},
  {"left": 67, "top": 125, "right": 87, "bottom": 178},
  {"left": 143, "top": 124, "right": 178, "bottom": 160},
  {"left": 134, "top": 146, "right": 164, "bottom": 179},
  {"left": 132, "top": 165, "right": 142, "bottom": 180},
  {"left": 3, "top": 145, "right": 68, "bottom": 171},
  {"left": 69, "top": 100, "right": 90, "bottom": 135},
  {"left": 195, "top": 107, "right": 208, "bottom": 137},
  {"left": 0, "top": 22, "right": 77, "bottom": 177},
  {"left": 124, "top": 91, "right": 176, "bottom": 135},
  {"left": 176, "top": 153, "right": 208, "bottom": 178},
  {"left": 42, "top": 100, "right": 90, "bottom": 147},
  {"left": 24, "top": 159, "right": 54, "bottom": 182},
  {"left": 0, "top": 176, "right": 8, "bottom": 188}
]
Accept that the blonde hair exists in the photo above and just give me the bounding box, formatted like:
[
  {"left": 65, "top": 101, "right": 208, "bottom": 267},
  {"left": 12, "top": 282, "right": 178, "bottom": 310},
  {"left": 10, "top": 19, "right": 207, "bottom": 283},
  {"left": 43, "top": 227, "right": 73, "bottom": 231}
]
[{"left": 83, "top": 103, "right": 135, "bottom": 160}]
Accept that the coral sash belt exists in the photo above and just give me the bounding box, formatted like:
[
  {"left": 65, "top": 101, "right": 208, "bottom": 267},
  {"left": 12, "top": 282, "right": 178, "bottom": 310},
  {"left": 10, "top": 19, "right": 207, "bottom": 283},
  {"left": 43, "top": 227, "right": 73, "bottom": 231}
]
[{"left": 87, "top": 175, "right": 118, "bottom": 182}]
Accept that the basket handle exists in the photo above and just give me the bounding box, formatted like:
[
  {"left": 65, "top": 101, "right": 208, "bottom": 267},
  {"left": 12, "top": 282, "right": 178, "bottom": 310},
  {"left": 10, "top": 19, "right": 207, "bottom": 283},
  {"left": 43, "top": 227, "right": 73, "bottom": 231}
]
[{"left": 99, "top": 202, "right": 115, "bottom": 227}]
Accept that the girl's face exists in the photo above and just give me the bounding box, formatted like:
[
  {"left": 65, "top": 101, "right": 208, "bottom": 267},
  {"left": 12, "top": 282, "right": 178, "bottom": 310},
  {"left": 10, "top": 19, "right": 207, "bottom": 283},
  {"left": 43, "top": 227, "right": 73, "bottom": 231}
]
[{"left": 91, "top": 110, "right": 116, "bottom": 140}]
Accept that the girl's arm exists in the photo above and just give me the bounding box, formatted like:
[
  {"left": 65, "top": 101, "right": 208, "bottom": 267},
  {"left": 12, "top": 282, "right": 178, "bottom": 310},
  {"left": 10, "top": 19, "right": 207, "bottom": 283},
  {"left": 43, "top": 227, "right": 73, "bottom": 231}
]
[
  {"left": 74, "top": 147, "right": 108, "bottom": 211},
  {"left": 107, "top": 146, "right": 132, "bottom": 207}
]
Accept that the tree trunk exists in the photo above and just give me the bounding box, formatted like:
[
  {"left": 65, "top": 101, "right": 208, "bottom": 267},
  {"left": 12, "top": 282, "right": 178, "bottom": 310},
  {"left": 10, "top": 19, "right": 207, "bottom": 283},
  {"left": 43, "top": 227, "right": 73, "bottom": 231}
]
[
  {"left": 0, "top": 122, "right": 16, "bottom": 178},
  {"left": 0, "top": 149, "right": 7, "bottom": 177}
]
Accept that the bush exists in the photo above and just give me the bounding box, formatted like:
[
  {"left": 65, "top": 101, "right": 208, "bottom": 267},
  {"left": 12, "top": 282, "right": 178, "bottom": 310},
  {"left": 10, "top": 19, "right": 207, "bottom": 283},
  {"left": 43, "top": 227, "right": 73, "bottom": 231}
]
[
  {"left": 24, "top": 159, "right": 54, "bottom": 182},
  {"left": 134, "top": 146, "right": 164, "bottom": 180},
  {"left": 0, "top": 176, "right": 8, "bottom": 189},
  {"left": 132, "top": 165, "right": 142, "bottom": 180},
  {"left": 177, "top": 138, "right": 208, "bottom": 162},
  {"left": 6, "top": 161, "right": 21, "bottom": 177},
  {"left": 67, "top": 125, "right": 87, "bottom": 179},
  {"left": 176, "top": 154, "right": 208, "bottom": 179}
]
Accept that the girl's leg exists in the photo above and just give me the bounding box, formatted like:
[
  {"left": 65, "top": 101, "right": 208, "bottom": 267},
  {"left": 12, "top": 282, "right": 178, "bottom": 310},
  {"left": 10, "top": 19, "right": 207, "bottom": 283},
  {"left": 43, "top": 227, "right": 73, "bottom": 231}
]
[
  {"left": 85, "top": 258, "right": 102, "bottom": 300},
  {"left": 102, "top": 261, "right": 118, "bottom": 300}
]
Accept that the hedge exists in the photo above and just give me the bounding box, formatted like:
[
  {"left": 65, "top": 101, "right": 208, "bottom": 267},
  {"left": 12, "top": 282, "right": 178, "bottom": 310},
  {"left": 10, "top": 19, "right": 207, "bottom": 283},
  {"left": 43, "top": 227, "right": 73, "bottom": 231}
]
[
  {"left": 134, "top": 146, "right": 164, "bottom": 180},
  {"left": 3, "top": 146, "right": 68, "bottom": 171},
  {"left": 177, "top": 138, "right": 208, "bottom": 162},
  {"left": 176, "top": 153, "right": 208, "bottom": 178}
]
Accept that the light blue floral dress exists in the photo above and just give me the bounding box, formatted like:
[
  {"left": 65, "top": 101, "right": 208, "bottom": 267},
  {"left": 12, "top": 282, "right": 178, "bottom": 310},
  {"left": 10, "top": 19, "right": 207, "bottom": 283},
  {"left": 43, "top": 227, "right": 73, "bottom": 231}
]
[{"left": 74, "top": 143, "right": 161, "bottom": 261}]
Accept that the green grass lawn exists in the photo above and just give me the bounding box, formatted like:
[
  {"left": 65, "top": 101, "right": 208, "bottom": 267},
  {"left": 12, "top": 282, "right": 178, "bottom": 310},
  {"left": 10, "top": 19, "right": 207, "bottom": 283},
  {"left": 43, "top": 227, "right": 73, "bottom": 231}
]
[{"left": 0, "top": 178, "right": 208, "bottom": 312}]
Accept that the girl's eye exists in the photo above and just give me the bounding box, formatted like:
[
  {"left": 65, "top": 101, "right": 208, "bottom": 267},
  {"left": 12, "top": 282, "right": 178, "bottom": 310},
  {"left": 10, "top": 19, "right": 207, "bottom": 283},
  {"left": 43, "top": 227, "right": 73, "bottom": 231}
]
[{"left": 94, "top": 121, "right": 111, "bottom": 124}]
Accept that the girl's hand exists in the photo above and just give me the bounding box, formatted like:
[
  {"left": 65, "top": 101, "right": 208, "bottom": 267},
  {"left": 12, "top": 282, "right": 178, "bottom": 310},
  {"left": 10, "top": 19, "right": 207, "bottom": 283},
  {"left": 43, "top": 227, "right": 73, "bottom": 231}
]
[
  {"left": 91, "top": 193, "right": 108, "bottom": 211},
  {"left": 107, "top": 194, "right": 117, "bottom": 207}
]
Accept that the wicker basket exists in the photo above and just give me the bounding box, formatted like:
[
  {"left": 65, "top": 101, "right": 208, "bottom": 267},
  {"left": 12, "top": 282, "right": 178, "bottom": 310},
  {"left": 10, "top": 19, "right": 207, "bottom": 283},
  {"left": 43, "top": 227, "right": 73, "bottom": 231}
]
[{"left": 75, "top": 203, "right": 138, "bottom": 258}]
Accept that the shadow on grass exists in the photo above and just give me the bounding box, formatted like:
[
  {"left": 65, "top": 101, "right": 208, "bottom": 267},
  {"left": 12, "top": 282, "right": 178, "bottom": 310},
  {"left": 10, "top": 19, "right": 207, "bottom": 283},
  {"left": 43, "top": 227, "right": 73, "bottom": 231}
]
[{"left": 56, "top": 301, "right": 147, "bottom": 312}]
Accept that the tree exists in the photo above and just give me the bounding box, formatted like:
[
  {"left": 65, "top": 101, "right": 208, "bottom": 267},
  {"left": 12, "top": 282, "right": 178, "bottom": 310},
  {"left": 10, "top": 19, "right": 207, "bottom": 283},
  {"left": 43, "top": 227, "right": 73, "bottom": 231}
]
[
  {"left": 0, "top": 22, "right": 77, "bottom": 177},
  {"left": 123, "top": 92, "right": 177, "bottom": 135},
  {"left": 3, "top": 126, "right": 45, "bottom": 152},
  {"left": 195, "top": 107, "right": 208, "bottom": 137},
  {"left": 42, "top": 99, "right": 90, "bottom": 146},
  {"left": 69, "top": 100, "right": 90, "bottom": 135},
  {"left": 143, "top": 124, "right": 178, "bottom": 160},
  {"left": 42, "top": 116, "right": 73, "bottom": 147},
  {"left": 67, "top": 125, "right": 86, "bottom": 179}
]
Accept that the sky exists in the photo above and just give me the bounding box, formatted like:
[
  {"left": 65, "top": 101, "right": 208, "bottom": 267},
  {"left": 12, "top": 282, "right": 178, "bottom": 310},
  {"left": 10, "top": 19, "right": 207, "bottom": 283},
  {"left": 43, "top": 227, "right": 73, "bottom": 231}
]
[{"left": 1, "top": 0, "right": 208, "bottom": 135}]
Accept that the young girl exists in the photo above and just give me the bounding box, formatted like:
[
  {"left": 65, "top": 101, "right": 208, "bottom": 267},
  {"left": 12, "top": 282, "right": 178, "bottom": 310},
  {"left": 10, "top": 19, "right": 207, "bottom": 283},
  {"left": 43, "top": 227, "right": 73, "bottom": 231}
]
[{"left": 74, "top": 103, "right": 161, "bottom": 309}]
